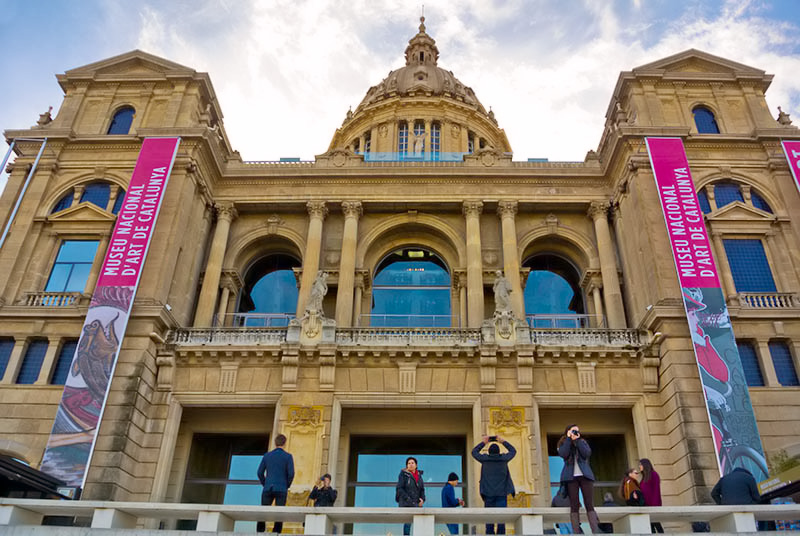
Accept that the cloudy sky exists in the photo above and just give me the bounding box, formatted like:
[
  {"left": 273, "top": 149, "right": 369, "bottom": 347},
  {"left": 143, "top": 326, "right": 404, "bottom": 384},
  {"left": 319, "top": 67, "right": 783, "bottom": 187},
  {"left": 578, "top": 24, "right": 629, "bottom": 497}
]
[{"left": 1, "top": 0, "right": 799, "bottom": 189}]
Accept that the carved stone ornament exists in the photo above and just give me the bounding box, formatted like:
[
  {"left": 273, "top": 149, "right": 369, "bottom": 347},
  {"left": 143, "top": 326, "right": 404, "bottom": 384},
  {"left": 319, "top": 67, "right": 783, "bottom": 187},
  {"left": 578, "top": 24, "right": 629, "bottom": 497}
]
[
  {"left": 777, "top": 106, "right": 793, "bottom": 126},
  {"left": 379, "top": 124, "right": 388, "bottom": 138},
  {"left": 462, "top": 201, "right": 483, "bottom": 217},
  {"left": 483, "top": 251, "right": 498, "bottom": 266},
  {"left": 288, "top": 406, "right": 322, "bottom": 426},
  {"left": 451, "top": 124, "right": 461, "bottom": 138},
  {"left": 497, "top": 201, "right": 518, "bottom": 218},
  {"left": 342, "top": 200, "right": 363, "bottom": 219},
  {"left": 481, "top": 151, "right": 496, "bottom": 167},
  {"left": 307, "top": 201, "right": 328, "bottom": 219},
  {"left": 216, "top": 202, "right": 238, "bottom": 222},
  {"left": 490, "top": 406, "right": 525, "bottom": 428}
]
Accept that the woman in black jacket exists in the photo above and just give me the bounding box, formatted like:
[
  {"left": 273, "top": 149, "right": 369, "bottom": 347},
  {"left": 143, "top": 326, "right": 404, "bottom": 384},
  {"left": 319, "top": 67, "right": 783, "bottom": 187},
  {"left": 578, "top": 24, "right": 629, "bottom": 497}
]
[
  {"left": 396, "top": 456, "right": 425, "bottom": 535},
  {"left": 557, "top": 424, "right": 600, "bottom": 534}
]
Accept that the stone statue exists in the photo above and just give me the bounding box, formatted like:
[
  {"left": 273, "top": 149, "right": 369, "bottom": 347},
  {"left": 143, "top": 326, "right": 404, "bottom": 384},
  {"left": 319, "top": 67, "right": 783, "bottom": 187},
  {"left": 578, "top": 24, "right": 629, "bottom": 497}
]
[
  {"left": 307, "top": 271, "right": 328, "bottom": 314},
  {"left": 777, "top": 106, "right": 793, "bottom": 126},
  {"left": 413, "top": 133, "right": 424, "bottom": 156},
  {"left": 493, "top": 270, "right": 512, "bottom": 313}
]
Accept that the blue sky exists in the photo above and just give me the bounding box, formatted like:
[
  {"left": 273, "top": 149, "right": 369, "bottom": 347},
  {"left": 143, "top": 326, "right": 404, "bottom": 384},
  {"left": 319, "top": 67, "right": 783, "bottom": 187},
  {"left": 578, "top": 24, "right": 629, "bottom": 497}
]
[{"left": 1, "top": 0, "right": 799, "bottom": 188}]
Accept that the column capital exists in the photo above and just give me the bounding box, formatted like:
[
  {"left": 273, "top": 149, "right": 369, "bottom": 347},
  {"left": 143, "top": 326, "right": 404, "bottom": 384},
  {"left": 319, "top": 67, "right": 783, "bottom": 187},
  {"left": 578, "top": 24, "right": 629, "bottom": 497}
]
[
  {"left": 215, "top": 202, "right": 238, "bottom": 222},
  {"left": 497, "top": 201, "right": 518, "bottom": 218},
  {"left": 307, "top": 201, "right": 328, "bottom": 220},
  {"left": 341, "top": 201, "right": 363, "bottom": 219},
  {"left": 462, "top": 201, "right": 483, "bottom": 217},
  {"left": 587, "top": 201, "right": 609, "bottom": 220}
]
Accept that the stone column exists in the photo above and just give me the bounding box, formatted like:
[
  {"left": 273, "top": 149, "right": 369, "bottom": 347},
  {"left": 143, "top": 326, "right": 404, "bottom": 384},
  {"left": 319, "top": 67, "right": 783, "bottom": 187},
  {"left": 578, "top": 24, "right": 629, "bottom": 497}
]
[
  {"left": 454, "top": 270, "right": 467, "bottom": 328},
  {"left": 463, "top": 201, "right": 484, "bottom": 327},
  {"left": 497, "top": 201, "right": 525, "bottom": 318},
  {"left": 710, "top": 231, "right": 737, "bottom": 298},
  {"left": 353, "top": 271, "right": 370, "bottom": 326},
  {"left": 592, "top": 286, "right": 605, "bottom": 327},
  {"left": 1, "top": 340, "right": 26, "bottom": 384},
  {"left": 193, "top": 203, "right": 237, "bottom": 327},
  {"left": 335, "top": 201, "right": 362, "bottom": 327},
  {"left": 588, "top": 202, "right": 626, "bottom": 328},
  {"left": 296, "top": 201, "right": 328, "bottom": 316}
]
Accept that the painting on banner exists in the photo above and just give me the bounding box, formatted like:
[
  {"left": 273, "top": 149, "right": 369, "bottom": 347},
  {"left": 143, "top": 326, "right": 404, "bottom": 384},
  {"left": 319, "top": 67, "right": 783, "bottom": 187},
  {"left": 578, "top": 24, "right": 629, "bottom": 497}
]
[{"left": 647, "top": 136, "right": 768, "bottom": 481}]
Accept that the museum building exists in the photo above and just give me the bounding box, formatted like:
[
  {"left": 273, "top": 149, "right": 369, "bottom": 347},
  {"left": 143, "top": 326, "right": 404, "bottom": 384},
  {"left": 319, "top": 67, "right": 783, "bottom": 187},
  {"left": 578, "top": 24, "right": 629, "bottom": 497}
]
[{"left": 1, "top": 17, "right": 800, "bottom": 531}]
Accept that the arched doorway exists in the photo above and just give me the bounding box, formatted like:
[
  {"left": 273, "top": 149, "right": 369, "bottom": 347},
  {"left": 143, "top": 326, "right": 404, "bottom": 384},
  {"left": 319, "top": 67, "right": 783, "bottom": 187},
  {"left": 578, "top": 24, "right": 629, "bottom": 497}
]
[
  {"left": 523, "top": 254, "right": 588, "bottom": 328},
  {"left": 236, "top": 254, "right": 300, "bottom": 327}
]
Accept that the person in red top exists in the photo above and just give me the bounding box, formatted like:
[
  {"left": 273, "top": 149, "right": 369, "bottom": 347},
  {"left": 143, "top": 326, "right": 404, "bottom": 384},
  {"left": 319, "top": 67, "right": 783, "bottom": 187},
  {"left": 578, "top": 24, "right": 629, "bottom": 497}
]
[
  {"left": 638, "top": 458, "right": 663, "bottom": 533},
  {"left": 396, "top": 457, "right": 425, "bottom": 535}
]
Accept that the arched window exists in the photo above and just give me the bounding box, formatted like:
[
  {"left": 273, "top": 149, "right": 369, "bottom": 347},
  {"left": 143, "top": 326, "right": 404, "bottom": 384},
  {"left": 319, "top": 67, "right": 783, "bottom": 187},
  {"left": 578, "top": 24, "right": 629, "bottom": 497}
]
[
  {"left": 112, "top": 189, "right": 126, "bottom": 215},
  {"left": 714, "top": 182, "right": 743, "bottom": 209},
  {"left": 693, "top": 106, "right": 720, "bottom": 134},
  {"left": 51, "top": 190, "right": 74, "bottom": 214},
  {"left": 371, "top": 248, "right": 451, "bottom": 327},
  {"left": 523, "top": 254, "right": 586, "bottom": 327},
  {"left": 80, "top": 182, "right": 111, "bottom": 210},
  {"left": 236, "top": 254, "right": 300, "bottom": 327},
  {"left": 751, "top": 190, "right": 773, "bottom": 213},
  {"left": 107, "top": 106, "right": 135, "bottom": 135},
  {"left": 698, "top": 189, "right": 712, "bottom": 214}
]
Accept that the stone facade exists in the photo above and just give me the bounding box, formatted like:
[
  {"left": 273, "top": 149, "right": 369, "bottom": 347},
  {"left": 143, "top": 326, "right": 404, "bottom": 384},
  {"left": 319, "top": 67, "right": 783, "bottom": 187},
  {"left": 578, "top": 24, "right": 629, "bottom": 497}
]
[{"left": 1, "top": 21, "right": 800, "bottom": 516}]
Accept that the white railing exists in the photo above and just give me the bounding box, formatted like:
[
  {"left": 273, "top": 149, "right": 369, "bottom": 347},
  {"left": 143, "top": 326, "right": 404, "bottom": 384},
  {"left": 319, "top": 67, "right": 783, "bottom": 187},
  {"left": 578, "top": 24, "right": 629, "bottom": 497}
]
[
  {"left": 214, "top": 312, "right": 295, "bottom": 328},
  {"left": 531, "top": 328, "right": 643, "bottom": 347},
  {"left": 358, "top": 314, "right": 460, "bottom": 328},
  {"left": 2, "top": 499, "right": 800, "bottom": 534},
  {"left": 170, "top": 328, "right": 287, "bottom": 346},
  {"left": 23, "top": 292, "right": 83, "bottom": 307},
  {"left": 526, "top": 314, "right": 605, "bottom": 329},
  {"left": 737, "top": 292, "right": 800, "bottom": 308},
  {"left": 337, "top": 327, "right": 482, "bottom": 346}
]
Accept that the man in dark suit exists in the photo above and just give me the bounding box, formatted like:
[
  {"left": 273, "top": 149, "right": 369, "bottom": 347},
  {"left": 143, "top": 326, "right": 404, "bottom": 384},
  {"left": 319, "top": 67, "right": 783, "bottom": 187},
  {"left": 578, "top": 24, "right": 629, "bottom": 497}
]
[
  {"left": 256, "top": 434, "right": 295, "bottom": 533},
  {"left": 471, "top": 435, "right": 516, "bottom": 535}
]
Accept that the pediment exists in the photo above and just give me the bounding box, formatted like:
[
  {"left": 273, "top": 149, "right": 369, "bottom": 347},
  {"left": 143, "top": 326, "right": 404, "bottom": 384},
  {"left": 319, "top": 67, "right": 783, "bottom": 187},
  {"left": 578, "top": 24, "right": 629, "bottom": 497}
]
[
  {"left": 633, "top": 49, "right": 765, "bottom": 76},
  {"left": 708, "top": 202, "right": 772, "bottom": 220},
  {"left": 47, "top": 203, "right": 116, "bottom": 223},
  {"left": 64, "top": 50, "right": 195, "bottom": 78}
]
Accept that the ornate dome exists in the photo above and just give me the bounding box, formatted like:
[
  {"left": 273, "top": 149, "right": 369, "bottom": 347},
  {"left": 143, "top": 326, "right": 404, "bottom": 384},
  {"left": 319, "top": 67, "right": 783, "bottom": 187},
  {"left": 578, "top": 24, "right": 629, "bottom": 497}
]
[{"left": 355, "top": 17, "right": 487, "bottom": 114}]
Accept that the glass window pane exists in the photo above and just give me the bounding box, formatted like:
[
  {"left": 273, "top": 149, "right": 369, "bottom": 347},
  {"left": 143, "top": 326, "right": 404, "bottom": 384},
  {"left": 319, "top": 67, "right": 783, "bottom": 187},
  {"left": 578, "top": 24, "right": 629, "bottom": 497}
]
[
  {"left": 65, "top": 264, "right": 92, "bottom": 292},
  {"left": 0, "top": 338, "right": 14, "bottom": 380},
  {"left": 80, "top": 183, "right": 110, "bottom": 210},
  {"left": 51, "top": 340, "right": 78, "bottom": 385},
  {"left": 45, "top": 241, "right": 100, "bottom": 292},
  {"left": 56, "top": 241, "right": 100, "bottom": 263},
  {"left": 112, "top": 190, "right": 126, "bottom": 215},
  {"left": 16, "top": 340, "right": 48, "bottom": 384},
  {"left": 769, "top": 341, "right": 799, "bottom": 387},
  {"left": 249, "top": 269, "right": 298, "bottom": 314},
  {"left": 751, "top": 191, "right": 772, "bottom": 213},
  {"left": 694, "top": 107, "right": 720, "bottom": 134},
  {"left": 714, "top": 183, "right": 744, "bottom": 209},
  {"left": 51, "top": 192, "right": 73, "bottom": 214},
  {"left": 107, "top": 107, "right": 135, "bottom": 135},
  {"left": 698, "top": 189, "right": 711, "bottom": 214},
  {"left": 44, "top": 265, "right": 71, "bottom": 292},
  {"left": 723, "top": 239, "right": 776, "bottom": 292},
  {"left": 736, "top": 341, "right": 764, "bottom": 387}
]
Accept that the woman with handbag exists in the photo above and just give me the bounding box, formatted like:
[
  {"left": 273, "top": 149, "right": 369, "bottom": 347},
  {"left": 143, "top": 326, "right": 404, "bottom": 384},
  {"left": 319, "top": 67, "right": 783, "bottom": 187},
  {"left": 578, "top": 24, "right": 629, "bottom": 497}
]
[
  {"left": 619, "top": 468, "right": 644, "bottom": 506},
  {"left": 639, "top": 458, "right": 664, "bottom": 533},
  {"left": 557, "top": 424, "right": 601, "bottom": 533}
]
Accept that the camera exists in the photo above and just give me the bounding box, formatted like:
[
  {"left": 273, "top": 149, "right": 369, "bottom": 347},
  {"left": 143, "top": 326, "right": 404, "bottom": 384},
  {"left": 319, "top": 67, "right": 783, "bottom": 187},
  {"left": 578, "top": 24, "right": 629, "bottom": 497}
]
[{"left": 488, "top": 435, "right": 498, "bottom": 442}]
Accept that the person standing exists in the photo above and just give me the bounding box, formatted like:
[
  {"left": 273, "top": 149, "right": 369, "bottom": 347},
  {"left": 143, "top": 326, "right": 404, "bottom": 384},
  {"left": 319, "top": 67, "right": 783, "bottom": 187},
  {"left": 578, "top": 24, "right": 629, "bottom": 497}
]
[
  {"left": 639, "top": 458, "right": 663, "bottom": 533},
  {"left": 308, "top": 473, "right": 337, "bottom": 506},
  {"left": 557, "top": 424, "right": 600, "bottom": 534},
  {"left": 471, "top": 435, "right": 516, "bottom": 535},
  {"left": 441, "top": 471, "right": 465, "bottom": 535},
  {"left": 396, "top": 456, "right": 425, "bottom": 536},
  {"left": 710, "top": 467, "right": 760, "bottom": 505},
  {"left": 620, "top": 468, "right": 644, "bottom": 506},
  {"left": 256, "top": 434, "right": 294, "bottom": 534}
]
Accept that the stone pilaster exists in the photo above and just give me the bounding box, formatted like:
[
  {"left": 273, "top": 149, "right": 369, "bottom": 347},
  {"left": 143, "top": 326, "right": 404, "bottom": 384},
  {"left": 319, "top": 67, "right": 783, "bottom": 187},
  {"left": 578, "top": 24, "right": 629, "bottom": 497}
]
[
  {"left": 463, "top": 201, "right": 484, "bottom": 327},
  {"left": 193, "top": 203, "right": 237, "bottom": 327},
  {"left": 296, "top": 201, "right": 328, "bottom": 316},
  {"left": 588, "top": 202, "right": 625, "bottom": 328},
  {"left": 497, "top": 201, "right": 525, "bottom": 319}
]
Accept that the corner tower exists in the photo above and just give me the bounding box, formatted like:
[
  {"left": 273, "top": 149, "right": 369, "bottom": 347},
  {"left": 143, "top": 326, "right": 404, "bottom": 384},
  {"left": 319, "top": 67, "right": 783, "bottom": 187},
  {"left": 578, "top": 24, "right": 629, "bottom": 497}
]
[{"left": 325, "top": 17, "right": 512, "bottom": 161}]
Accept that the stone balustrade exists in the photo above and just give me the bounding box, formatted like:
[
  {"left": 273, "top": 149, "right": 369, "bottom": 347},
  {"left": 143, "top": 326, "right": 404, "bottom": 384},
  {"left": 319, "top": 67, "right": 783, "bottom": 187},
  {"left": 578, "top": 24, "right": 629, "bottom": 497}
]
[
  {"left": 3, "top": 499, "right": 800, "bottom": 534},
  {"left": 170, "top": 328, "right": 288, "bottom": 346},
  {"left": 737, "top": 292, "right": 800, "bottom": 309},
  {"left": 21, "top": 292, "right": 83, "bottom": 307}
]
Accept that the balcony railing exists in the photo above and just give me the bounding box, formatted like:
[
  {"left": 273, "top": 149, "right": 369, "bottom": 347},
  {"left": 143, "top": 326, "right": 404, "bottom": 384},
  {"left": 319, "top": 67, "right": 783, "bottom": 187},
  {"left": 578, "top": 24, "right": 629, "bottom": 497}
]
[
  {"left": 737, "top": 292, "right": 800, "bottom": 309},
  {"left": 171, "top": 328, "right": 287, "bottom": 346},
  {"left": 22, "top": 291, "right": 83, "bottom": 307},
  {"left": 1, "top": 498, "right": 798, "bottom": 534},
  {"left": 214, "top": 312, "right": 295, "bottom": 327},
  {"left": 358, "top": 314, "right": 459, "bottom": 328},
  {"left": 531, "top": 328, "right": 643, "bottom": 347},
  {"left": 526, "top": 314, "right": 604, "bottom": 329},
  {"left": 337, "top": 327, "right": 482, "bottom": 347}
]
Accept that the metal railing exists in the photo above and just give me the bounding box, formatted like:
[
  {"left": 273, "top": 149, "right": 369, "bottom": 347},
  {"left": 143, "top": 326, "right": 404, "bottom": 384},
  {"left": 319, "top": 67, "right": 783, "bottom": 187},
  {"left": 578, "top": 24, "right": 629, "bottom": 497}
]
[
  {"left": 337, "top": 327, "right": 482, "bottom": 347},
  {"left": 737, "top": 292, "right": 800, "bottom": 309},
  {"left": 214, "top": 312, "right": 295, "bottom": 328},
  {"left": 526, "top": 314, "right": 604, "bottom": 329},
  {"left": 358, "top": 314, "right": 460, "bottom": 328},
  {"left": 22, "top": 292, "right": 83, "bottom": 307},
  {"left": 2, "top": 498, "right": 799, "bottom": 534}
]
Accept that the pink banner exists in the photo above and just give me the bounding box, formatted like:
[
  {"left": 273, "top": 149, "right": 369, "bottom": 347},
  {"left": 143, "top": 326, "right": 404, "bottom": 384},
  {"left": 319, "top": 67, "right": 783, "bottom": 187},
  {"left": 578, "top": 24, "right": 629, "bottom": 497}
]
[
  {"left": 646, "top": 137, "right": 720, "bottom": 288},
  {"left": 41, "top": 138, "right": 180, "bottom": 489},
  {"left": 782, "top": 140, "right": 800, "bottom": 194}
]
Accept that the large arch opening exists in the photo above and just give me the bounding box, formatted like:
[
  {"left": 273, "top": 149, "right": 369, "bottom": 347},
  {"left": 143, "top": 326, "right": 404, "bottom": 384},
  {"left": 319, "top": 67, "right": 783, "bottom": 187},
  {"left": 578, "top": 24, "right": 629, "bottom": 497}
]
[
  {"left": 236, "top": 254, "right": 300, "bottom": 327},
  {"left": 369, "top": 248, "right": 452, "bottom": 327},
  {"left": 523, "top": 253, "right": 587, "bottom": 328}
]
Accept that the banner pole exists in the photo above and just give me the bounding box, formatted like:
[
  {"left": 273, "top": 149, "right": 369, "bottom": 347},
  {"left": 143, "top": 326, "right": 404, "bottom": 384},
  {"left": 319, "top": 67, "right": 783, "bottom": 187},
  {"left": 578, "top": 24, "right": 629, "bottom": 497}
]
[{"left": 0, "top": 138, "right": 47, "bottom": 250}]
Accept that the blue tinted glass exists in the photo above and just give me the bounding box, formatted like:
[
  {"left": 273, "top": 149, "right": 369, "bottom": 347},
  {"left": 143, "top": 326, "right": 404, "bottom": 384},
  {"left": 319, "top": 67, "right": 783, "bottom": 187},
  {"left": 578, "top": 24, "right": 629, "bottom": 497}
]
[
  {"left": 51, "top": 192, "right": 73, "bottom": 214},
  {"left": 694, "top": 107, "right": 720, "bottom": 134},
  {"left": 56, "top": 240, "right": 100, "bottom": 263},
  {"left": 736, "top": 341, "right": 764, "bottom": 387},
  {"left": 398, "top": 123, "right": 408, "bottom": 153},
  {"left": 223, "top": 483, "right": 261, "bottom": 532},
  {"left": 751, "top": 191, "right": 772, "bottom": 213},
  {"left": 524, "top": 271, "right": 578, "bottom": 315},
  {"left": 371, "top": 288, "right": 451, "bottom": 326},
  {"left": 769, "top": 341, "right": 799, "bottom": 387},
  {"left": 723, "top": 239, "right": 776, "bottom": 292},
  {"left": 714, "top": 183, "right": 744, "bottom": 208},
  {"left": 44, "top": 265, "right": 71, "bottom": 292},
  {"left": 46, "top": 241, "right": 99, "bottom": 292},
  {"left": 16, "top": 340, "right": 47, "bottom": 384},
  {"left": 80, "top": 183, "right": 110, "bottom": 210},
  {"left": 112, "top": 190, "right": 125, "bottom": 215},
  {"left": 228, "top": 454, "right": 262, "bottom": 480},
  {"left": 249, "top": 270, "right": 298, "bottom": 314},
  {"left": 698, "top": 189, "right": 712, "bottom": 214},
  {"left": 65, "top": 264, "right": 92, "bottom": 292},
  {"left": 107, "top": 107, "right": 135, "bottom": 135},
  {"left": 0, "top": 338, "right": 13, "bottom": 380},
  {"left": 374, "top": 261, "right": 449, "bottom": 286},
  {"left": 51, "top": 340, "right": 77, "bottom": 384}
]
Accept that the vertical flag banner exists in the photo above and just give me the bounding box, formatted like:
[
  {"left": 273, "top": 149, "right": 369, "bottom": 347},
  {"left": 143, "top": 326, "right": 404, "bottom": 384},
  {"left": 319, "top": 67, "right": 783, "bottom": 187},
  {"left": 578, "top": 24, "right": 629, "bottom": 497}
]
[
  {"left": 782, "top": 140, "right": 800, "bottom": 193},
  {"left": 41, "top": 138, "right": 180, "bottom": 489},
  {"left": 646, "top": 137, "right": 768, "bottom": 481}
]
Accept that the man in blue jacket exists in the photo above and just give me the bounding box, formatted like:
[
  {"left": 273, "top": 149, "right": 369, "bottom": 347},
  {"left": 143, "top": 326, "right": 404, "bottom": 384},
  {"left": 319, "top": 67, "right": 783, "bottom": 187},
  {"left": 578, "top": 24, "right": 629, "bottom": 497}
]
[
  {"left": 442, "top": 471, "right": 465, "bottom": 534},
  {"left": 471, "top": 435, "right": 516, "bottom": 535},
  {"left": 256, "top": 434, "right": 295, "bottom": 533}
]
